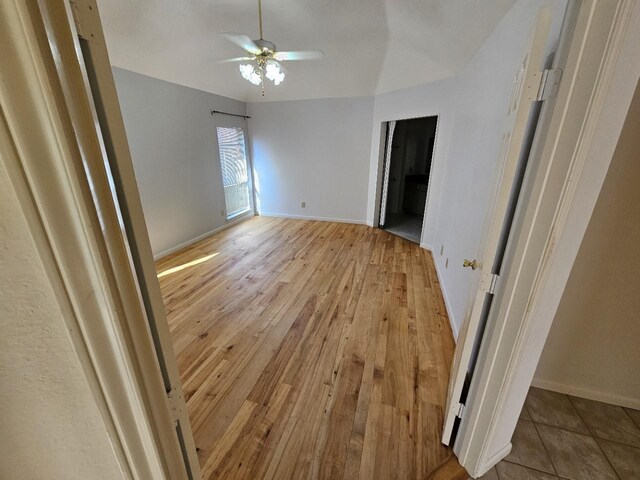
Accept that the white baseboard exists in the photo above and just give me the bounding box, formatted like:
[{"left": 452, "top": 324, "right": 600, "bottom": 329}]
[
  {"left": 473, "top": 442, "right": 512, "bottom": 478},
  {"left": 531, "top": 378, "right": 640, "bottom": 410},
  {"left": 420, "top": 242, "right": 433, "bottom": 251},
  {"left": 421, "top": 243, "right": 459, "bottom": 342},
  {"left": 154, "top": 212, "right": 255, "bottom": 260},
  {"left": 257, "top": 211, "right": 366, "bottom": 225}
]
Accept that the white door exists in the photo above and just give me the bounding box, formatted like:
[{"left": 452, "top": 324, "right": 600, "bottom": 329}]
[
  {"left": 379, "top": 120, "right": 396, "bottom": 226},
  {"left": 442, "top": 7, "right": 554, "bottom": 445}
]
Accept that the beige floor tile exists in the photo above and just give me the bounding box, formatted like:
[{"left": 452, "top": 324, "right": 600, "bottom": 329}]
[
  {"left": 477, "top": 466, "right": 499, "bottom": 479},
  {"left": 496, "top": 461, "right": 559, "bottom": 480},
  {"left": 537, "top": 424, "right": 617, "bottom": 480},
  {"left": 525, "top": 388, "right": 588, "bottom": 434},
  {"left": 598, "top": 438, "right": 640, "bottom": 480},
  {"left": 625, "top": 407, "right": 640, "bottom": 429},
  {"left": 520, "top": 404, "right": 532, "bottom": 421},
  {"left": 571, "top": 396, "right": 640, "bottom": 447},
  {"left": 505, "top": 419, "right": 555, "bottom": 474}
]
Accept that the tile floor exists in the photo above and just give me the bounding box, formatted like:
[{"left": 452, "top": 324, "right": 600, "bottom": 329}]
[
  {"left": 478, "top": 387, "right": 640, "bottom": 479},
  {"left": 382, "top": 212, "right": 423, "bottom": 244}
]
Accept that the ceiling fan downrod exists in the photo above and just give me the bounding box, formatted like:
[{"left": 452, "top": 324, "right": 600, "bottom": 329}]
[{"left": 258, "top": 0, "right": 264, "bottom": 40}]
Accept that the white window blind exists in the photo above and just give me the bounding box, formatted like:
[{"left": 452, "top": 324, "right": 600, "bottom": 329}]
[{"left": 216, "top": 127, "right": 251, "bottom": 218}]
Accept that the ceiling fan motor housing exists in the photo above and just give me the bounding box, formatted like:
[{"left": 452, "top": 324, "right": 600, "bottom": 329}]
[{"left": 254, "top": 38, "right": 276, "bottom": 53}]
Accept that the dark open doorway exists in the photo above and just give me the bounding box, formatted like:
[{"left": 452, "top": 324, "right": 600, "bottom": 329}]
[{"left": 379, "top": 115, "right": 438, "bottom": 244}]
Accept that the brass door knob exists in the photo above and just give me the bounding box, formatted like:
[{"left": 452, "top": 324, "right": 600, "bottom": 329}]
[{"left": 463, "top": 259, "right": 478, "bottom": 270}]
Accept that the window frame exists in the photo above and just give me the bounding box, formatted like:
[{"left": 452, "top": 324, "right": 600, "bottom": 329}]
[{"left": 215, "top": 125, "right": 254, "bottom": 220}]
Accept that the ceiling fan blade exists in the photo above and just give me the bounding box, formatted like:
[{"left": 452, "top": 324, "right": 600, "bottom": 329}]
[
  {"left": 215, "top": 56, "right": 255, "bottom": 64},
  {"left": 220, "top": 33, "right": 261, "bottom": 55},
  {"left": 274, "top": 50, "right": 324, "bottom": 61}
]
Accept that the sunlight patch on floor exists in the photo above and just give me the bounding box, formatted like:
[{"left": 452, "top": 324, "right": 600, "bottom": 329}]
[{"left": 157, "top": 252, "right": 219, "bottom": 278}]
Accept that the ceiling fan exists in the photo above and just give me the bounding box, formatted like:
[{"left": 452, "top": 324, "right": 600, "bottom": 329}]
[{"left": 218, "top": 0, "right": 324, "bottom": 95}]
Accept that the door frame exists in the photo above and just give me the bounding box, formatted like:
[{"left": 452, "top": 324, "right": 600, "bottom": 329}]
[
  {"left": 0, "top": 0, "right": 198, "bottom": 478},
  {"left": 377, "top": 120, "right": 396, "bottom": 227},
  {"left": 71, "top": 0, "right": 201, "bottom": 476},
  {"left": 375, "top": 114, "right": 441, "bottom": 245},
  {"left": 454, "top": 0, "right": 640, "bottom": 476}
]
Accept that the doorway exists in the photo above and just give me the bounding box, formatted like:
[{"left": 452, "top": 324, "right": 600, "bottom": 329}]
[{"left": 378, "top": 116, "right": 438, "bottom": 244}]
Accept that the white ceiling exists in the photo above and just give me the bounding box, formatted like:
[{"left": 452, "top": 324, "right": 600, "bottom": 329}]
[{"left": 97, "top": 0, "right": 515, "bottom": 102}]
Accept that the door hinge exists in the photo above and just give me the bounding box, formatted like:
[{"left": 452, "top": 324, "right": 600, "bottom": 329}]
[
  {"left": 68, "top": 0, "right": 99, "bottom": 42},
  {"left": 456, "top": 402, "right": 466, "bottom": 418},
  {"left": 68, "top": 0, "right": 84, "bottom": 37},
  {"left": 480, "top": 272, "right": 500, "bottom": 295},
  {"left": 527, "top": 68, "right": 562, "bottom": 102},
  {"left": 166, "top": 388, "right": 184, "bottom": 426}
]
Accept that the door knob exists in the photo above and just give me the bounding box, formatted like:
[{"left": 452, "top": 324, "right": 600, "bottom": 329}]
[{"left": 463, "top": 259, "right": 478, "bottom": 270}]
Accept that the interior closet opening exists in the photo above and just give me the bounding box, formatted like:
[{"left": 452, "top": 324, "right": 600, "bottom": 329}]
[{"left": 378, "top": 115, "right": 438, "bottom": 244}]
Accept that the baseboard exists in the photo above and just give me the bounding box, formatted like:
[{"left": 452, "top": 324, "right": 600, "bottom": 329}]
[
  {"left": 257, "top": 211, "right": 366, "bottom": 225},
  {"left": 153, "top": 212, "right": 255, "bottom": 260},
  {"left": 531, "top": 378, "right": 640, "bottom": 410},
  {"left": 473, "top": 442, "right": 512, "bottom": 478},
  {"left": 428, "top": 246, "right": 459, "bottom": 342},
  {"left": 420, "top": 242, "right": 433, "bottom": 251}
]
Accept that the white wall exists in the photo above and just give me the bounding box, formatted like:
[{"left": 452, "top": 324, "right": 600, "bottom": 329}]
[
  {"left": 113, "top": 68, "right": 250, "bottom": 257},
  {"left": 366, "top": 0, "right": 566, "bottom": 335},
  {"left": 0, "top": 161, "right": 124, "bottom": 479},
  {"left": 247, "top": 96, "right": 374, "bottom": 223},
  {"left": 533, "top": 79, "right": 640, "bottom": 408}
]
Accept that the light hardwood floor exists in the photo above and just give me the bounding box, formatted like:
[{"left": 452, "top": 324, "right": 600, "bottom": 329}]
[{"left": 156, "top": 216, "right": 467, "bottom": 479}]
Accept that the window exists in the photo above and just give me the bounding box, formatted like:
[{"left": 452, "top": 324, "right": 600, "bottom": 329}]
[{"left": 216, "top": 127, "right": 251, "bottom": 218}]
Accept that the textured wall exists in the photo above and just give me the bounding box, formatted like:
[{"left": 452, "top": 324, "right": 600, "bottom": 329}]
[{"left": 0, "top": 161, "right": 124, "bottom": 479}]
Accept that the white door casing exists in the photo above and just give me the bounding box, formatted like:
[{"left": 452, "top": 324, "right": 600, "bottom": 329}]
[
  {"left": 51, "top": 0, "right": 201, "bottom": 477},
  {"left": 441, "top": 6, "right": 553, "bottom": 446},
  {"left": 378, "top": 120, "right": 396, "bottom": 227},
  {"left": 0, "top": 0, "right": 195, "bottom": 477}
]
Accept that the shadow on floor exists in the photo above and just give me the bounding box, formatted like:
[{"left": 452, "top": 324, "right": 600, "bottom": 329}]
[{"left": 383, "top": 212, "right": 423, "bottom": 244}]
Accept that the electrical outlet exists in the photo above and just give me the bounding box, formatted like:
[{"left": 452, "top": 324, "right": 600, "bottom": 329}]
[
  {"left": 445, "top": 258, "right": 449, "bottom": 269},
  {"left": 301, "top": 201, "right": 306, "bottom": 208},
  {"left": 440, "top": 245, "right": 444, "bottom": 256}
]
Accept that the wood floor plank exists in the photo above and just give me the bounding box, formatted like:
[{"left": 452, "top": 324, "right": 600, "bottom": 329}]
[{"left": 157, "top": 217, "right": 467, "bottom": 479}]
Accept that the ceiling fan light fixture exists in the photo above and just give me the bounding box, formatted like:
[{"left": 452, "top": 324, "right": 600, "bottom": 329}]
[
  {"left": 220, "top": 0, "right": 323, "bottom": 94},
  {"left": 272, "top": 71, "right": 285, "bottom": 86},
  {"left": 265, "top": 62, "right": 285, "bottom": 85},
  {"left": 239, "top": 63, "right": 262, "bottom": 85}
]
